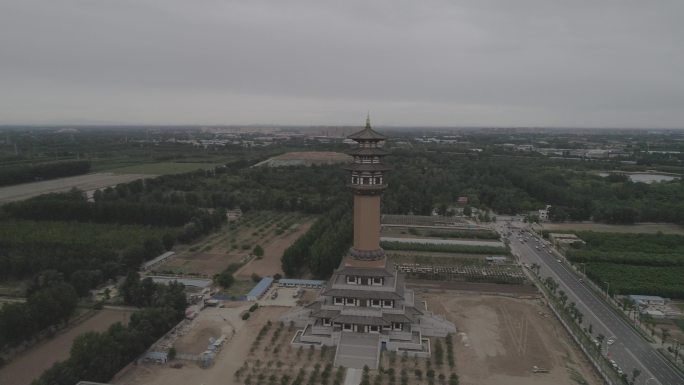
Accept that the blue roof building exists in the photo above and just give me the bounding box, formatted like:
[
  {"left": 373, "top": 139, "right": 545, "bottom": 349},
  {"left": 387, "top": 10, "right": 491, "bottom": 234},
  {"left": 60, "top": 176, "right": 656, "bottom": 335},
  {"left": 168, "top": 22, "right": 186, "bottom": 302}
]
[{"left": 247, "top": 277, "right": 274, "bottom": 301}]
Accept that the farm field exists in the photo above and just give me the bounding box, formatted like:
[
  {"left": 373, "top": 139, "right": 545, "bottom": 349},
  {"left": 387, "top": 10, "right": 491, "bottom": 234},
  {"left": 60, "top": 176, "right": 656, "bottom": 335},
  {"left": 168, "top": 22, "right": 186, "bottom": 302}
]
[
  {"left": 540, "top": 222, "right": 684, "bottom": 235},
  {"left": 0, "top": 308, "right": 135, "bottom": 385},
  {"left": 584, "top": 263, "right": 684, "bottom": 299},
  {"left": 234, "top": 219, "right": 313, "bottom": 278},
  {"left": 389, "top": 250, "right": 494, "bottom": 263},
  {"left": 0, "top": 172, "right": 150, "bottom": 203},
  {"left": 381, "top": 226, "right": 500, "bottom": 241},
  {"left": 381, "top": 240, "right": 508, "bottom": 255},
  {"left": 423, "top": 292, "right": 599, "bottom": 385},
  {"left": 154, "top": 211, "right": 315, "bottom": 298},
  {"left": 563, "top": 231, "right": 684, "bottom": 298}
]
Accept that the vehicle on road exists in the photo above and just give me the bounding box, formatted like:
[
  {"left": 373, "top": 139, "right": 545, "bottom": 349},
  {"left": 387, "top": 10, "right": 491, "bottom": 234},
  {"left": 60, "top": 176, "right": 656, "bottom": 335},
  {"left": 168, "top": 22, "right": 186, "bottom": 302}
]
[
  {"left": 557, "top": 259, "right": 562, "bottom": 263},
  {"left": 607, "top": 337, "right": 615, "bottom": 345}
]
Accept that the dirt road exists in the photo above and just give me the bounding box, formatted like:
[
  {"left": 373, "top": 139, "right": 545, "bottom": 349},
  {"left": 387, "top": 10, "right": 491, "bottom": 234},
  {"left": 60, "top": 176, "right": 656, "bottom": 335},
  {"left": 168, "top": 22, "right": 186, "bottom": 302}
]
[{"left": 0, "top": 308, "right": 134, "bottom": 385}]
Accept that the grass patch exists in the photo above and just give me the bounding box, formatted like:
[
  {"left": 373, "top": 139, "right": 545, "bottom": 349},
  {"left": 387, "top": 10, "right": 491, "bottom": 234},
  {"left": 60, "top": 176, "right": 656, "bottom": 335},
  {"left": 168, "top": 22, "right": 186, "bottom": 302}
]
[{"left": 220, "top": 279, "right": 254, "bottom": 298}]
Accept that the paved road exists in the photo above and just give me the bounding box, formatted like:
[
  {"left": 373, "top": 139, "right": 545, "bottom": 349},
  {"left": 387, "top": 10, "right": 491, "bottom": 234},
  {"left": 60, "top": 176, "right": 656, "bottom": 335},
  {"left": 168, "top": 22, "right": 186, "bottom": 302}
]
[{"left": 504, "top": 226, "right": 684, "bottom": 385}]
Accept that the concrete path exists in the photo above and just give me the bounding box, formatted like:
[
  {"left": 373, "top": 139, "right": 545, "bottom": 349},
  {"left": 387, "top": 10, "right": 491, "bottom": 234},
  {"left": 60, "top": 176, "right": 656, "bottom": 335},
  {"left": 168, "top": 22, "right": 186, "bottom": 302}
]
[{"left": 344, "top": 368, "right": 362, "bottom": 385}]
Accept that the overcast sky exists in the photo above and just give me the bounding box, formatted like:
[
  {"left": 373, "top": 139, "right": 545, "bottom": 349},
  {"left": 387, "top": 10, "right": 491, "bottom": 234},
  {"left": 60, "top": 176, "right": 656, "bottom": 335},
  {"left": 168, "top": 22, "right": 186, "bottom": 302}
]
[{"left": 1, "top": 0, "right": 683, "bottom": 128}]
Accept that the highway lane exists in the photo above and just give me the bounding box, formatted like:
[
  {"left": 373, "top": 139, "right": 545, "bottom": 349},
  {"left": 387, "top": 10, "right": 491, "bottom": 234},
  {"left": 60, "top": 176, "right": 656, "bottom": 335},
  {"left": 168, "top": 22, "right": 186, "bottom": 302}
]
[{"left": 505, "top": 229, "right": 684, "bottom": 385}]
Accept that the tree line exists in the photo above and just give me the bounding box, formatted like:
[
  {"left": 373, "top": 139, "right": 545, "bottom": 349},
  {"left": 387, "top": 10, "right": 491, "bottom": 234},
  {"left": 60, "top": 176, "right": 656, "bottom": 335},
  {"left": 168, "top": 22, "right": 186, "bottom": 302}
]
[
  {"left": 91, "top": 164, "right": 348, "bottom": 215},
  {"left": 4, "top": 194, "right": 198, "bottom": 227},
  {"left": 0, "top": 271, "right": 78, "bottom": 349},
  {"left": 562, "top": 231, "right": 684, "bottom": 298},
  {"left": 281, "top": 201, "right": 352, "bottom": 278},
  {"left": 382, "top": 149, "right": 684, "bottom": 224},
  {"left": 0, "top": 220, "right": 175, "bottom": 283},
  {"left": 0, "top": 160, "right": 91, "bottom": 187},
  {"left": 32, "top": 275, "right": 187, "bottom": 385}
]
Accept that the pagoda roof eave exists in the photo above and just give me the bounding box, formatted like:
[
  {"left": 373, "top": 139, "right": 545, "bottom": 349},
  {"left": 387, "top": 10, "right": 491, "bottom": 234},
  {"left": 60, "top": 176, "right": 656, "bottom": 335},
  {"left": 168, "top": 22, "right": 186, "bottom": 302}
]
[{"left": 347, "top": 127, "right": 388, "bottom": 141}]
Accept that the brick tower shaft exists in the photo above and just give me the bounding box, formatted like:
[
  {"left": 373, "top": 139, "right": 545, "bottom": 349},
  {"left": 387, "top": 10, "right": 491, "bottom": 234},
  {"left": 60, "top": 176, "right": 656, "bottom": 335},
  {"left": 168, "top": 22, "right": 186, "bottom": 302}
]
[{"left": 353, "top": 194, "right": 381, "bottom": 251}]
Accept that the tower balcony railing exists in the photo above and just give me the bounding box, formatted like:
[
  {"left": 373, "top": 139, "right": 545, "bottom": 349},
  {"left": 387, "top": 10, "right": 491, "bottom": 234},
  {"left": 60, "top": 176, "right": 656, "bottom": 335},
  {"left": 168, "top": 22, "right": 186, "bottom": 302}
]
[
  {"left": 320, "top": 300, "right": 407, "bottom": 314},
  {"left": 339, "top": 307, "right": 382, "bottom": 317},
  {"left": 346, "top": 183, "right": 387, "bottom": 191}
]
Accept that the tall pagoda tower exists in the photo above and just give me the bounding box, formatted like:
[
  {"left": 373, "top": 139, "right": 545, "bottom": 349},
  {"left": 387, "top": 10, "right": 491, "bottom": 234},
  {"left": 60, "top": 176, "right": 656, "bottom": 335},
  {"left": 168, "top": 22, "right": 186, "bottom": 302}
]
[
  {"left": 346, "top": 114, "right": 390, "bottom": 261},
  {"left": 281, "top": 117, "right": 455, "bottom": 369}
]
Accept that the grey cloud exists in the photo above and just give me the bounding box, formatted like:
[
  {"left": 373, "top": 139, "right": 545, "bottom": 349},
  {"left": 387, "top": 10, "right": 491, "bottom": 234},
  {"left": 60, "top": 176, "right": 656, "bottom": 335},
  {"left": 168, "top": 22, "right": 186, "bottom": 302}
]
[{"left": 1, "top": 0, "right": 683, "bottom": 127}]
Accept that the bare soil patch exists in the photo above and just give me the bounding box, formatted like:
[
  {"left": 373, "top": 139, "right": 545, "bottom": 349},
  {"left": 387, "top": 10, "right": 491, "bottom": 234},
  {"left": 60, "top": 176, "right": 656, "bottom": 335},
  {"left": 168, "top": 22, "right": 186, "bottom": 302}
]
[
  {"left": 423, "top": 292, "right": 600, "bottom": 385},
  {"left": 235, "top": 220, "right": 313, "bottom": 278},
  {"left": 114, "top": 306, "right": 290, "bottom": 385},
  {"left": 0, "top": 308, "right": 134, "bottom": 385},
  {"left": 153, "top": 212, "right": 315, "bottom": 279},
  {"left": 171, "top": 307, "right": 245, "bottom": 356}
]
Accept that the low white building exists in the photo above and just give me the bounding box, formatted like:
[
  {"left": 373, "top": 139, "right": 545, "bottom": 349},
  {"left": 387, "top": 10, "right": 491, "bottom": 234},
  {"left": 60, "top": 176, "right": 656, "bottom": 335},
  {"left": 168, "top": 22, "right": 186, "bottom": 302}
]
[
  {"left": 538, "top": 205, "right": 551, "bottom": 221},
  {"left": 629, "top": 295, "right": 666, "bottom": 306}
]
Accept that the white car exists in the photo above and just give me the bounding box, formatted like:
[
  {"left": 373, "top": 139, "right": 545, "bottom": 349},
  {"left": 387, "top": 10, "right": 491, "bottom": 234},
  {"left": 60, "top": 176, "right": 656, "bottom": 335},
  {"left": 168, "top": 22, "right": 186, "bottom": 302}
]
[{"left": 607, "top": 338, "right": 615, "bottom": 345}]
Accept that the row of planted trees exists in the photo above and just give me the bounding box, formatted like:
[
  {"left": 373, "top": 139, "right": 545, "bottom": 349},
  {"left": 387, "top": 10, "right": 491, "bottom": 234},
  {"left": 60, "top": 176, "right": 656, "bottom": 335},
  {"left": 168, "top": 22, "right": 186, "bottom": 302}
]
[{"left": 536, "top": 271, "right": 642, "bottom": 385}]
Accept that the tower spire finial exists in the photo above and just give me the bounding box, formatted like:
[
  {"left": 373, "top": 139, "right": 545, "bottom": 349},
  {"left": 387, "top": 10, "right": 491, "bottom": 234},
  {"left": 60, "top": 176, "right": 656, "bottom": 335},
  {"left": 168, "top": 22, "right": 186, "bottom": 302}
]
[{"left": 365, "top": 112, "right": 371, "bottom": 129}]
